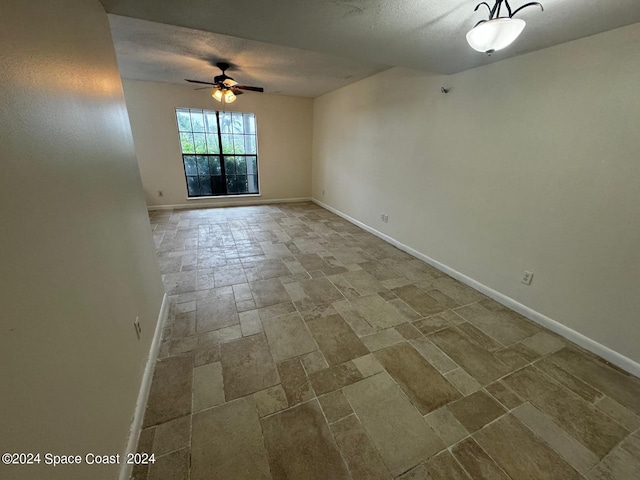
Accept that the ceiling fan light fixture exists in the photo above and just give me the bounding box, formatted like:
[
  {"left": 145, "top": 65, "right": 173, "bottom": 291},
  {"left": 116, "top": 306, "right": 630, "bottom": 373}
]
[
  {"left": 224, "top": 89, "right": 237, "bottom": 103},
  {"left": 466, "top": 18, "right": 526, "bottom": 53},
  {"left": 185, "top": 63, "right": 264, "bottom": 102},
  {"left": 212, "top": 88, "right": 223, "bottom": 101}
]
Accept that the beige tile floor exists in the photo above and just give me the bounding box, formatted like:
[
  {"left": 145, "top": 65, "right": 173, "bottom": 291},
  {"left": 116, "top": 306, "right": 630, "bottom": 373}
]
[{"left": 134, "top": 202, "right": 640, "bottom": 480}]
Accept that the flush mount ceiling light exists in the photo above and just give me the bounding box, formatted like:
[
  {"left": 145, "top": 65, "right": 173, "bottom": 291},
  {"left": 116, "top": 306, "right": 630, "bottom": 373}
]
[{"left": 466, "top": 0, "right": 544, "bottom": 54}]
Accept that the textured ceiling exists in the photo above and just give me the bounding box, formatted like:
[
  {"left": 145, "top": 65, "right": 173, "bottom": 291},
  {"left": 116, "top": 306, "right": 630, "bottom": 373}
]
[
  {"left": 108, "top": 15, "right": 389, "bottom": 97},
  {"left": 102, "top": 0, "right": 640, "bottom": 96}
]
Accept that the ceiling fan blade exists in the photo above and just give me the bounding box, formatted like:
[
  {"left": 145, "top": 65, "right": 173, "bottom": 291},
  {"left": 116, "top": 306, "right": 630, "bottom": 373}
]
[
  {"left": 235, "top": 85, "right": 264, "bottom": 92},
  {"left": 185, "top": 79, "right": 216, "bottom": 85}
]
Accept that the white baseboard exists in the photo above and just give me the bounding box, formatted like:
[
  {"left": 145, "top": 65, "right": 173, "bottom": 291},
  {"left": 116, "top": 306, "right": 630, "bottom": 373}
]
[
  {"left": 147, "top": 197, "right": 312, "bottom": 211},
  {"left": 312, "top": 198, "right": 640, "bottom": 378},
  {"left": 119, "top": 293, "right": 170, "bottom": 480}
]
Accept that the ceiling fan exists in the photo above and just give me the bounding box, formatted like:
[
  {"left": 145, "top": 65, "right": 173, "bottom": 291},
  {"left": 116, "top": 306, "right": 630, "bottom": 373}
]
[{"left": 185, "top": 62, "right": 264, "bottom": 104}]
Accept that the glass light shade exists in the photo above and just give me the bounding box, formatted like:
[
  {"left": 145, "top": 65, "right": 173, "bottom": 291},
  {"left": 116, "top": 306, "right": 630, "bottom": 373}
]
[
  {"left": 212, "top": 88, "right": 223, "bottom": 101},
  {"left": 466, "top": 18, "right": 526, "bottom": 53},
  {"left": 224, "top": 90, "right": 236, "bottom": 103},
  {"left": 223, "top": 78, "right": 238, "bottom": 87}
]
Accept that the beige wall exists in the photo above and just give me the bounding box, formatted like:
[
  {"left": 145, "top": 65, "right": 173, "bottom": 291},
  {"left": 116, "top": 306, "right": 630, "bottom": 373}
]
[
  {"left": 0, "top": 1, "right": 165, "bottom": 479},
  {"left": 312, "top": 23, "right": 640, "bottom": 364},
  {"left": 122, "top": 80, "right": 313, "bottom": 207}
]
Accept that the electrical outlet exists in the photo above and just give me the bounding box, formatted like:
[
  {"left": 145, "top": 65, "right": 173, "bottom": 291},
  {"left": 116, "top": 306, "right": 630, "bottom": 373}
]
[
  {"left": 158, "top": 190, "right": 164, "bottom": 197},
  {"left": 521, "top": 270, "right": 534, "bottom": 285},
  {"left": 134, "top": 316, "right": 142, "bottom": 339},
  {"left": 384, "top": 214, "right": 389, "bottom": 223},
  {"left": 322, "top": 190, "right": 325, "bottom": 196}
]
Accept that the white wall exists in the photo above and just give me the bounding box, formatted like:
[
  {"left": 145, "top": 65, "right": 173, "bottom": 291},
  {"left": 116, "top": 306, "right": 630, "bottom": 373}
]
[
  {"left": 312, "top": 23, "right": 640, "bottom": 365},
  {"left": 0, "top": 1, "right": 165, "bottom": 479},
  {"left": 122, "top": 80, "right": 313, "bottom": 208}
]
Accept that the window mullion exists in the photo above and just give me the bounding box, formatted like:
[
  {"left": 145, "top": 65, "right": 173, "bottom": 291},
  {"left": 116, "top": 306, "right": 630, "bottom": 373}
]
[{"left": 216, "top": 111, "right": 227, "bottom": 194}]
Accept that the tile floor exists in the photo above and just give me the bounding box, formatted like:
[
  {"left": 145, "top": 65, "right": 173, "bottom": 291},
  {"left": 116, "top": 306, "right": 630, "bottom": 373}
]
[{"left": 134, "top": 202, "right": 640, "bottom": 480}]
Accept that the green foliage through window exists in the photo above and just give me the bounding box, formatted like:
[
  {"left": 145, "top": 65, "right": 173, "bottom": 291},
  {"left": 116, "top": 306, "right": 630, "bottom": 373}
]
[{"left": 176, "top": 108, "right": 259, "bottom": 197}]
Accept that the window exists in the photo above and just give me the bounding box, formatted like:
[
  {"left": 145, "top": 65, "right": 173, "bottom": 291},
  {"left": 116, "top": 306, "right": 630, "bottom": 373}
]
[{"left": 175, "top": 108, "right": 259, "bottom": 197}]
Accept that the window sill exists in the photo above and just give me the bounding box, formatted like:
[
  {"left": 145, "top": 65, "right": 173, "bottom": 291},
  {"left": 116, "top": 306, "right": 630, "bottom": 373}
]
[{"left": 186, "top": 194, "right": 262, "bottom": 200}]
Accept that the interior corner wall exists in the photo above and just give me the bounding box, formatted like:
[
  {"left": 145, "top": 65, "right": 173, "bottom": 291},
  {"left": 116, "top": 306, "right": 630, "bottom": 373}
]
[
  {"left": 0, "top": 1, "right": 165, "bottom": 479},
  {"left": 312, "top": 23, "right": 640, "bottom": 365},
  {"left": 121, "top": 80, "right": 313, "bottom": 208}
]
